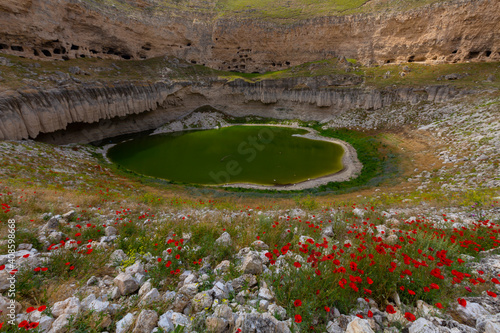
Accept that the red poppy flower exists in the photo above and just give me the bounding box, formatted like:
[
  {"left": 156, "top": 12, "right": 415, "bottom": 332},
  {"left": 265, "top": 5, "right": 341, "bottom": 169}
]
[
  {"left": 294, "top": 315, "right": 302, "bottom": 323},
  {"left": 293, "top": 262, "right": 302, "bottom": 268},
  {"left": 356, "top": 314, "right": 363, "bottom": 319},
  {"left": 386, "top": 305, "right": 396, "bottom": 314},
  {"left": 367, "top": 310, "right": 373, "bottom": 318},
  {"left": 294, "top": 300, "right": 302, "bottom": 307},
  {"left": 26, "top": 307, "right": 35, "bottom": 313},
  {"left": 367, "top": 277, "right": 373, "bottom": 285},
  {"left": 38, "top": 305, "right": 47, "bottom": 312},
  {"left": 487, "top": 291, "right": 497, "bottom": 298},
  {"left": 458, "top": 298, "right": 467, "bottom": 307},
  {"left": 157, "top": 258, "right": 162, "bottom": 263},
  {"left": 404, "top": 312, "right": 416, "bottom": 322},
  {"left": 435, "top": 303, "right": 443, "bottom": 309},
  {"left": 325, "top": 306, "right": 330, "bottom": 312}
]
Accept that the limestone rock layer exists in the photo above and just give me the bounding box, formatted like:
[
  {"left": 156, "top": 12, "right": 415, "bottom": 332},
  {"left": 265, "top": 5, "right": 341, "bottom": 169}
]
[
  {"left": 0, "top": 77, "right": 467, "bottom": 143},
  {"left": 0, "top": 0, "right": 498, "bottom": 72}
]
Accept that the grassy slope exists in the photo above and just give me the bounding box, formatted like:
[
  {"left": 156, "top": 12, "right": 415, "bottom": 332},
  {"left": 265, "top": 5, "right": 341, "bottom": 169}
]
[
  {"left": 83, "top": 0, "right": 451, "bottom": 22},
  {"left": 1, "top": 53, "right": 499, "bottom": 93}
]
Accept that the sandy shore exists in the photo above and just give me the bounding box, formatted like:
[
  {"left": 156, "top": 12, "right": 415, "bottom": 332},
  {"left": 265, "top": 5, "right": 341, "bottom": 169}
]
[{"left": 218, "top": 124, "right": 363, "bottom": 191}]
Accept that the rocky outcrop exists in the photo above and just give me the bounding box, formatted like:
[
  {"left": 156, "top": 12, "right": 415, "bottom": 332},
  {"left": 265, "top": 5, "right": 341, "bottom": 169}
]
[
  {"left": 0, "top": 76, "right": 469, "bottom": 143},
  {"left": 0, "top": 0, "right": 498, "bottom": 72}
]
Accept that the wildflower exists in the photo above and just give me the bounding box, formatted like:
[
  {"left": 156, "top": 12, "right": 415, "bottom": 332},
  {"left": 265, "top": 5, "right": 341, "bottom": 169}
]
[
  {"left": 294, "top": 315, "right": 302, "bottom": 323},
  {"left": 404, "top": 312, "right": 416, "bottom": 322},
  {"left": 487, "top": 291, "right": 497, "bottom": 297},
  {"left": 458, "top": 298, "right": 467, "bottom": 307},
  {"left": 435, "top": 303, "right": 443, "bottom": 309},
  {"left": 386, "top": 305, "right": 396, "bottom": 314},
  {"left": 367, "top": 310, "right": 373, "bottom": 318},
  {"left": 294, "top": 300, "right": 302, "bottom": 307},
  {"left": 26, "top": 307, "right": 35, "bottom": 313},
  {"left": 293, "top": 262, "right": 302, "bottom": 268}
]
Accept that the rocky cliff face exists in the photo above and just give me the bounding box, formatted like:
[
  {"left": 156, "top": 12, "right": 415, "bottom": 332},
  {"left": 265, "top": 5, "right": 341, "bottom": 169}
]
[
  {"left": 0, "top": 77, "right": 469, "bottom": 144},
  {"left": 0, "top": 0, "right": 498, "bottom": 72}
]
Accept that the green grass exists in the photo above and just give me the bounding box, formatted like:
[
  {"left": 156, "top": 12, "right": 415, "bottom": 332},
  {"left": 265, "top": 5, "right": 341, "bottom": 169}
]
[{"left": 81, "top": 0, "right": 451, "bottom": 23}]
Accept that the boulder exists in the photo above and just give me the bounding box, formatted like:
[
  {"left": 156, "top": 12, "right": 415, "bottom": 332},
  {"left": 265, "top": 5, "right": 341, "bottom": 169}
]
[
  {"left": 110, "top": 250, "right": 128, "bottom": 263},
  {"left": 346, "top": 318, "right": 375, "bottom": 333},
  {"left": 192, "top": 291, "right": 214, "bottom": 313},
  {"left": 48, "top": 314, "right": 72, "bottom": 333},
  {"left": 451, "top": 302, "right": 490, "bottom": 326},
  {"left": 476, "top": 314, "right": 500, "bottom": 333},
  {"left": 125, "top": 261, "right": 144, "bottom": 275},
  {"left": 132, "top": 309, "right": 158, "bottom": 333},
  {"left": 215, "top": 232, "right": 232, "bottom": 247},
  {"left": 158, "top": 310, "right": 191, "bottom": 331},
  {"left": 139, "top": 288, "right": 160, "bottom": 306},
  {"left": 409, "top": 318, "right": 439, "bottom": 333},
  {"left": 116, "top": 313, "right": 135, "bottom": 333},
  {"left": 113, "top": 273, "right": 139, "bottom": 296},
  {"left": 240, "top": 252, "right": 263, "bottom": 275},
  {"left": 51, "top": 297, "right": 81, "bottom": 318}
]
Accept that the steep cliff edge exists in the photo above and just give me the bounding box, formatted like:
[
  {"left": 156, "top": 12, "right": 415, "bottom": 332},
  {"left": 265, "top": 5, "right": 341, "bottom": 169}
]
[
  {"left": 0, "top": 77, "right": 470, "bottom": 144},
  {"left": 0, "top": 0, "right": 498, "bottom": 72}
]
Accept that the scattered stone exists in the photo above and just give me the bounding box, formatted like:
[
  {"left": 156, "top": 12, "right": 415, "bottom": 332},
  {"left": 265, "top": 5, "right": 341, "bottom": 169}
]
[
  {"left": 116, "top": 313, "right": 135, "bottom": 333},
  {"left": 48, "top": 314, "right": 72, "bottom": 333},
  {"left": 409, "top": 317, "right": 439, "bottom": 333},
  {"left": 52, "top": 297, "right": 81, "bottom": 318},
  {"left": 346, "top": 317, "right": 375, "bottom": 333},
  {"left": 450, "top": 302, "right": 490, "bottom": 326},
  {"left": 113, "top": 273, "right": 139, "bottom": 296},
  {"left": 214, "top": 260, "right": 231, "bottom": 274},
  {"left": 138, "top": 281, "right": 152, "bottom": 297},
  {"left": 215, "top": 232, "right": 232, "bottom": 247},
  {"left": 110, "top": 250, "right": 128, "bottom": 263},
  {"left": 251, "top": 240, "right": 269, "bottom": 250},
  {"left": 240, "top": 252, "right": 263, "bottom": 275},
  {"left": 132, "top": 309, "right": 158, "bottom": 333},
  {"left": 192, "top": 291, "right": 214, "bottom": 313},
  {"left": 139, "top": 288, "right": 160, "bottom": 306},
  {"left": 105, "top": 226, "right": 117, "bottom": 236},
  {"left": 86, "top": 276, "right": 98, "bottom": 286},
  {"left": 258, "top": 287, "right": 274, "bottom": 301}
]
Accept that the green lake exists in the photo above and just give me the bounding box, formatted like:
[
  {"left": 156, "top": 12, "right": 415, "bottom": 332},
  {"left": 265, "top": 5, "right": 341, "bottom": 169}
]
[{"left": 107, "top": 126, "right": 344, "bottom": 186}]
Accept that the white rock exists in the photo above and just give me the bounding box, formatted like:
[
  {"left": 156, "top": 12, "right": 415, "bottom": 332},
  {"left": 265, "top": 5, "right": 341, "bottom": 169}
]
[
  {"left": 258, "top": 287, "right": 274, "bottom": 301},
  {"left": 215, "top": 232, "right": 232, "bottom": 247},
  {"left": 48, "top": 314, "right": 72, "bottom": 333},
  {"left": 241, "top": 252, "right": 263, "bottom": 275},
  {"left": 139, "top": 288, "right": 160, "bottom": 306},
  {"left": 346, "top": 317, "right": 375, "bottom": 333},
  {"left": 409, "top": 318, "right": 439, "bottom": 333},
  {"left": 113, "top": 273, "right": 139, "bottom": 296},
  {"left": 88, "top": 299, "right": 110, "bottom": 313},
  {"left": 214, "top": 260, "right": 231, "bottom": 274},
  {"left": 451, "top": 302, "right": 490, "bottom": 326},
  {"left": 251, "top": 240, "right": 269, "bottom": 250},
  {"left": 116, "top": 313, "right": 135, "bottom": 333},
  {"left": 51, "top": 297, "right": 81, "bottom": 318},
  {"left": 125, "top": 261, "right": 144, "bottom": 275},
  {"left": 138, "top": 281, "right": 152, "bottom": 297},
  {"left": 132, "top": 309, "right": 158, "bottom": 333}
]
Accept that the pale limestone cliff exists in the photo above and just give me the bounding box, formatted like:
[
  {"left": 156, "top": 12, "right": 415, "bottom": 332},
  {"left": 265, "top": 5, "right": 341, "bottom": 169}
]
[
  {"left": 0, "top": 77, "right": 469, "bottom": 144},
  {"left": 0, "top": 0, "right": 498, "bottom": 72}
]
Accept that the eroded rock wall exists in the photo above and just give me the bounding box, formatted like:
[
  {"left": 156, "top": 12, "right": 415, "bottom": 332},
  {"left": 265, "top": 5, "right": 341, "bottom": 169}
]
[
  {"left": 0, "top": 0, "right": 498, "bottom": 72},
  {"left": 0, "top": 77, "right": 469, "bottom": 144}
]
